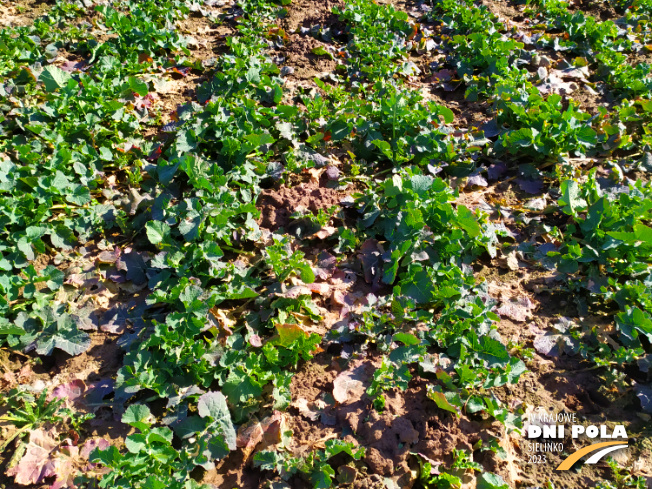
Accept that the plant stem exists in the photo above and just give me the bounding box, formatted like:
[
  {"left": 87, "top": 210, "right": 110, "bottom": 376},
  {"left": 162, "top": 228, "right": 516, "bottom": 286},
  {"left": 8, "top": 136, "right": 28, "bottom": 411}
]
[
  {"left": 221, "top": 244, "right": 254, "bottom": 256},
  {"left": 0, "top": 424, "right": 31, "bottom": 454}
]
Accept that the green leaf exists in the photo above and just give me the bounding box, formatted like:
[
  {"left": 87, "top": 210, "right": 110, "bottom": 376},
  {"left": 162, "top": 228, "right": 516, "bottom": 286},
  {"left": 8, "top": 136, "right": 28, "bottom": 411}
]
[
  {"left": 52, "top": 171, "right": 71, "bottom": 191},
  {"left": 456, "top": 205, "right": 480, "bottom": 238},
  {"left": 634, "top": 223, "right": 652, "bottom": 245},
  {"left": 253, "top": 450, "right": 283, "bottom": 472},
  {"left": 276, "top": 121, "right": 295, "bottom": 141},
  {"left": 324, "top": 439, "right": 361, "bottom": 459},
  {"left": 606, "top": 230, "right": 637, "bottom": 243},
  {"left": 427, "top": 385, "right": 461, "bottom": 415},
  {"left": 197, "top": 391, "right": 237, "bottom": 450},
  {"left": 329, "top": 120, "right": 350, "bottom": 141},
  {"left": 243, "top": 133, "right": 275, "bottom": 150},
  {"left": 576, "top": 125, "right": 597, "bottom": 145},
  {"left": 0, "top": 323, "right": 26, "bottom": 336},
  {"left": 45, "top": 267, "right": 64, "bottom": 290},
  {"left": 409, "top": 175, "right": 434, "bottom": 196},
  {"left": 311, "top": 464, "right": 335, "bottom": 488},
  {"left": 399, "top": 269, "right": 434, "bottom": 304},
  {"left": 507, "top": 358, "right": 527, "bottom": 383},
  {"left": 127, "top": 76, "right": 148, "bottom": 96},
  {"left": 122, "top": 404, "right": 153, "bottom": 431},
  {"left": 438, "top": 106, "right": 455, "bottom": 124},
  {"left": 372, "top": 139, "right": 393, "bottom": 160},
  {"left": 393, "top": 332, "right": 420, "bottom": 346},
  {"left": 67, "top": 186, "right": 91, "bottom": 205},
  {"left": 306, "top": 132, "right": 325, "bottom": 145},
  {"left": 143, "top": 476, "right": 166, "bottom": 489},
  {"left": 146, "top": 221, "right": 171, "bottom": 245},
  {"left": 53, "top": 329, "right": 91, "bottom": 356},
  {"left": 179, "top": 216, "right": 201, "bottom": 241},
  {"left": 273, "top": 371, "right": 292, "bottom": 410},
  {"left": 173, "top": 416, "right": 207, "bottom": 440},
  {"left": 125, "top": 433, "right": 147, "bottom": 453},
  {"left": 311, "top": 46, "right": 334, "bottom": 59},
  {"left": 477, "top": 472, "right": 509, "bottom": 489},
  {"left": 559, "top": 180, "right": 586, "bottom": 216},
  {"left": 389, "top": 344, "right": 422, "bottom": 364},
  {"left": 40, "top": 66, "right": 72, "bottom": 92},
  {"left": 206, "top": 435, "right": 230, "bottom": 461},
  {"left": 275, "top": 323, "right": 309, "bottom": 347},
  {"left": 147, "top": 427, "right": 173, "bottom": 445},
  {"left": 466, "top": 395, "right": 486, "bottom": 414},
  {"left": 17, "top": 238, "right": 34, "bottom": 261},
  {"left": 50, "top": 226, "right": 76, "bottom": 250},
  {"left": 298, "top": 264, "right": 315, "bottom": 284},
  {"left": 177, "top": 130, "right": 198, "bottom": 152},
  {"left": 99, "top": 147, "right": 113, "bottom": 161},
  {"left": 507, "top": 127, "right": 534, "bottom": 147},
  {"left": 89, "top": 445, "right": 121, "bottom": 466}
]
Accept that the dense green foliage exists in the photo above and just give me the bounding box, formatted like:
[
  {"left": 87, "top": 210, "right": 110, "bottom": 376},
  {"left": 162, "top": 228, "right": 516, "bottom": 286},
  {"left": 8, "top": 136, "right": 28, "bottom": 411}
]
[{"left": 0, "top": 0, "right": 650, "bottom": 486}]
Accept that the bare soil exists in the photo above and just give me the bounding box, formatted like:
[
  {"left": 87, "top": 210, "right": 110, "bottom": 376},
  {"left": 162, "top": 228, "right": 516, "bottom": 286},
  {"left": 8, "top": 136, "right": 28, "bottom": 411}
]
[
  {"left": 151, "top": 12, "right": 236, "bottom": 135},
  {"left": 487, "top": 268, "right": 652, "bottom": 487},
  {"left": 257, "top": 178, "right": 349, "bottom": 231},
  {"left": 2, "top": 0, "right": 652, "bottom": 488},
  {"left": 0, "top": 0, "right": 51, "bottom": 28},
  {"left": 280, "top": 0, "right": 342, "bottom": 33}
]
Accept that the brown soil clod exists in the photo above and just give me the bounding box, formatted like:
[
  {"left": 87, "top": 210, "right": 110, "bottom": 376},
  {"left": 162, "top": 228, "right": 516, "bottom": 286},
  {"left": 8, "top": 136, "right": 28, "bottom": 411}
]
[
  {"left": 270, "top": 0, "right": 346, "bottom": 90},
  {"left": 279, "top": 0, "right": 343, "bottom": 34},
  {"left": 0, "top": 0, "right": 50, "bottom": 28},
  {"left": 257, "top": 179, "right": 349, "bottom": 231},
  {"left": 279, "top": 34, "right": 339, "bottom": 82}
]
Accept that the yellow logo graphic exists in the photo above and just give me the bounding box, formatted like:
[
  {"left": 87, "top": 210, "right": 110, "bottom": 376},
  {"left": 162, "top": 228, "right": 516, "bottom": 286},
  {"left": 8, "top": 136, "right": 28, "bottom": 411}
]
[{"left": 556, "top": 441, "right": 629, "bottom": 471}]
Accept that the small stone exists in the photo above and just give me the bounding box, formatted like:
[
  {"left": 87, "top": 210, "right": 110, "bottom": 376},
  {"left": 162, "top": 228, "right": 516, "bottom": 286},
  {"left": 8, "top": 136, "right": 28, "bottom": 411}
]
[
  {"left": 28, "top": 380, "right": 47, "bottom": 393},
  {"left": 498, "top": 250, "right": 520, "bottom": 271},
  {"left": 583, "top": 83, "right": 598, "bottom": 95},
  {"left": 364, "top": 448, "right": 393, "bottom": 476},
  {"left": 394, "top": 418, "right": 419, "bottom": 444},
  {"left": 325, "top": 165, "right": 340, "bottom": 181},
  {"left": 506, "top": 252, "right": 520, "bottom": 270},
  {"left": 340, "top": 195, "right": 355, "bottom": 206},
  {"left": 525, "top": 197, "right": 547, "bottom": 211},
  {"left": 186, "top": 36, "right": 199, "bottom": 49},
  {"left": 280, "top": 66, "right": 294, "bottom": 76},
  {"left": 538, "top": 55, "right": 552, "bottom": 68},
  {"left": 537, "top": 66, "right": 548, "bottom": 80}
]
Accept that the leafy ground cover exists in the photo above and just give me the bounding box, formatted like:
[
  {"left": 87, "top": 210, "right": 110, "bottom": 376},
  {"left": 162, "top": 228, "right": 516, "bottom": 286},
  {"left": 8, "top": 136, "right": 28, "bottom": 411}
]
[{"left": 0, "top": 0, "right": 651, "bottom": 487}]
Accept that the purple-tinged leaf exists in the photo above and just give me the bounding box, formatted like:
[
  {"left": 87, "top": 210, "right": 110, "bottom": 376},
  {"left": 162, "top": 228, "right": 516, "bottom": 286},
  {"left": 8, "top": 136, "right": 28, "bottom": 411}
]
[
  {"left": 479, "top": 119, "right": 501, "bottom": 138},
  {"left": 51, "top": 379, "right": 85, "bottom": 407},
  {"left": 101, "top": 306, "right": 128, "bottom": 334},
  {"left": 6, "top": 429, "right": 57, "bottom": 485},
  {"left": 496, "top": 295, "right": 537, "bottom": 322},
  {"left": 487, "top": 162, "right": 508, "bottom": 181},
  {"left": 72, "top": 306, "right": 100, "bottom": 331},
  {"left": 466, "top": 173, "right": 488, "bottom": 188},
  {"left": 105, "top": 267, "right": 126, "bottom": 283},
  {"left": 85, "top": 378, "right": 115, "bottom": 408},
  {"left": 116, "top": 251, "right": 147, "bottom": 285},
  {"left": 516, "top": 178, "right": 544, "bottom": 194},
  {"left": 634, "top": 383, "right": 652, "bottom": 413},
  {"left": 430, "top": 69, "right": 454, "bottom": 83}
]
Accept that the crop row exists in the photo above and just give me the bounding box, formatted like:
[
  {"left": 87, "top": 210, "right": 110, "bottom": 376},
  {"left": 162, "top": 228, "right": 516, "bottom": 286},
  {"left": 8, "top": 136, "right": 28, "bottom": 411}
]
[{"left": 0, "top": 0, "right": 650, "bottom": 487}]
